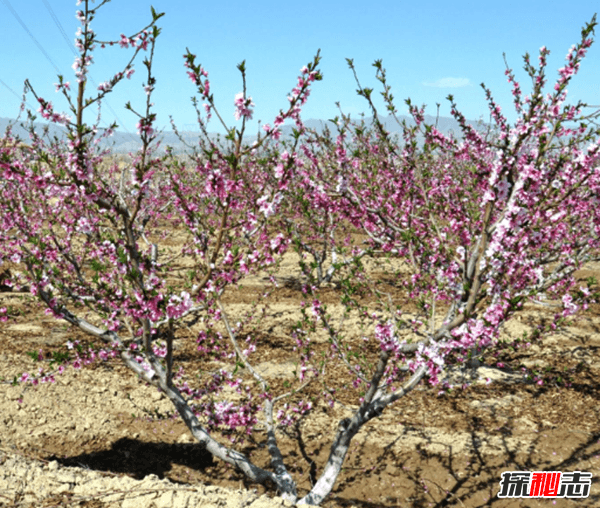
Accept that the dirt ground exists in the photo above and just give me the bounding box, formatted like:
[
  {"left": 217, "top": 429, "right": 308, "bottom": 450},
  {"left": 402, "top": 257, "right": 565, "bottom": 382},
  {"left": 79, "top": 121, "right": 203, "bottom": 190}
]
[{"left": 1, "top": 255, "right": 599, "bottom": 507}]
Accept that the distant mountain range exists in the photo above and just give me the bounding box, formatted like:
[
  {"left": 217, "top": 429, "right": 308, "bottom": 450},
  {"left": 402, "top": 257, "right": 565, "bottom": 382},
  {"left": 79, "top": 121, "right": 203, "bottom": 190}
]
[{"left": 1, "top": 114, "right": 489, "bottom": 154}]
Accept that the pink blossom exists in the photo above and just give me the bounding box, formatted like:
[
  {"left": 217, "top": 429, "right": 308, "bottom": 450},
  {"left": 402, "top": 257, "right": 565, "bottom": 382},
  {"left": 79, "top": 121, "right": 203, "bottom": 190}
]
[{"left": 234, "top": 92, "right": 255, "bottom": 121}]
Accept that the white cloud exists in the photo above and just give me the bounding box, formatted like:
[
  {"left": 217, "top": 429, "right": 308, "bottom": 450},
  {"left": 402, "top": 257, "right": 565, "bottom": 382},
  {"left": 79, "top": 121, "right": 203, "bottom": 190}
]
[{"left": 422, "top": 77, "right": 472, "bottom": 88}]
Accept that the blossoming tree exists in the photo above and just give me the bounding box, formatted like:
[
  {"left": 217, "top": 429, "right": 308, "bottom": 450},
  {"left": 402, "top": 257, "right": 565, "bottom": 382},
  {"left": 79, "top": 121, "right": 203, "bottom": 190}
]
[{"left": 1, "top": 1, "right": 599, "bottom": 505}]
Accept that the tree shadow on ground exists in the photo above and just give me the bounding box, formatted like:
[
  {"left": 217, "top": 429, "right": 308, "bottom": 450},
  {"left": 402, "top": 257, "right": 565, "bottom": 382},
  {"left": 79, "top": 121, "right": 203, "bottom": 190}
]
[{"left": 46, "top": 438, "right": 213, "bottom": 481}]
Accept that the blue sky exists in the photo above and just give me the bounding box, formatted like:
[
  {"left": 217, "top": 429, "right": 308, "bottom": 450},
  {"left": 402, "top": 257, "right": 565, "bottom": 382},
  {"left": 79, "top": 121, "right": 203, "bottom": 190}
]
[{"left": 1, "top": 0, "right": 599, "bottom": 137}]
